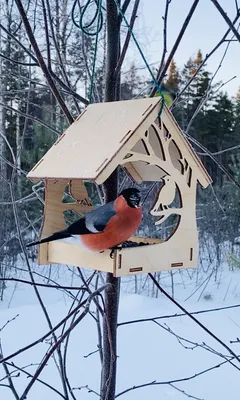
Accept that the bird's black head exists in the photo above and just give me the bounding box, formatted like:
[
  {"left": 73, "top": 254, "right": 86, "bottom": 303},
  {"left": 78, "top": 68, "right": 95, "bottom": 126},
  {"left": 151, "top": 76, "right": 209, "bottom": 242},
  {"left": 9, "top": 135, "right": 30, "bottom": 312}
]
[{"left": 119, "top": 188, "right": 141, "bottom": 208}]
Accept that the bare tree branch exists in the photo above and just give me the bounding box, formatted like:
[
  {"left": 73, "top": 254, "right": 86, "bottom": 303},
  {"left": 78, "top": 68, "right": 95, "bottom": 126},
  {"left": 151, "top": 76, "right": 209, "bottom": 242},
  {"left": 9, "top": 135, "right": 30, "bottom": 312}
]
[
  {"left": 118, "top": 303, "right": 240, "bottom": 326},
  {"left": 0, "top": 23, "right": 38, "bottom": 62},
  {"left": 8, "top": 180, "right": 69, "bottom": 399},
  {"left": 198, "top": 142, "right": 240, "bottom": 156},
  {"left": 14, "top": 0, "right": 74, "bottom": 123},
  {"left": 0, "top": 100, "right": 61, "bottom": 135},
  {"left": 41, "top": 0, "right": 52, "bottom": 69},
  {"left": 185, "top": 133, "right": 240, "bottom": 191},
  {"left": 0, "top": 343, "right": 20, "bottom": 400},
  {"left": 157, "top": 0, "right": 171, "bottom": 79},
  {"left": 4, "top": 361, "right": 67, "bottom": 399},
  {"left": 150, "top": 0, "right": 200, "bottom": 96},
  {"left": 172, "top": 12, "right": 240, "bottom": 107},
  {"left": 50, "top": 69, "right": 89, "bottom": 105},
  {"left": 114, "top": 0, "right": 140, "bottom": 78},
  {"left": 185, "top": 32, "right": 236, "bottom": 135},
  {"left": 0, "top": 315, "right": 19, "bottom": 333},
  {"left": 119, "top": 0, "right": 132, "bottom": 23},
  {"left": 169, "top": 383, "right": 203, "bottom": 400},
  {"left": 115, "top": 356, "right": 237, "bottom": 397},
  {"left": 0, "top": 297, "right": 89, "bottom": 365},
  {"left": 148, "top": 273, "right": 240, "bottom": 364},
  {"left": 0, "top": 277, "right": 89, "bottom": 291},
  {"left": 211, "top": 0, "right": 240, "bottom": 41},
  {"left": 44, "top": 0, "right": 81, "bottom": 113},
  {"left": 0, "top": 52, "right": 37, "bottom": 66},
  {"left": 235, "top": 0, "right": 239, "bottom": 13},
  {"left": 154, "top": 320, "right": 240, "bottom": 372},
  {"left": 19, "top": 285, "right": 109, "bottom": 400},
  {"left": 71, "top": 384, "right": 100, "bottom": 396}
]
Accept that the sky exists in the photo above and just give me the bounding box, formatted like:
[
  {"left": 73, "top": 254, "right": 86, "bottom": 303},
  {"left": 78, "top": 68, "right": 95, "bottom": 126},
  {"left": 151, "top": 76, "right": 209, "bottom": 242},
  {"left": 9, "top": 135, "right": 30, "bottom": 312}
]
[{"left": 123, "top": 0, "right": 240, "bottom": 97}]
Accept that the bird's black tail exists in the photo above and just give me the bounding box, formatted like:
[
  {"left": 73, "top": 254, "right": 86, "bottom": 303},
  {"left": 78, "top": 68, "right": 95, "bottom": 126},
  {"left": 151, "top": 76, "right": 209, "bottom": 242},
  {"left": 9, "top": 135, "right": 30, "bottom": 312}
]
[{"left": 26, "top": 230, "right": 71, "bottom": 248}]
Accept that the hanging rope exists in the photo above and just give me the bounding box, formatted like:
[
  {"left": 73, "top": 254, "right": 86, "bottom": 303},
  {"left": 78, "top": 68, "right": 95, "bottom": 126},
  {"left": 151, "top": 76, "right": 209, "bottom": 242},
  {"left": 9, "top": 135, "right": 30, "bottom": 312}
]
[
  {"left": 71, "top": 0, "right": 165, "bottom": 112},
  {"left": 71, "top": 0, "right": 103, "bottom": 35},
  {"left": 112, "top": 0, "right": 165, "bottom": 116},
  {"left": 71, "top": 0, "right": 103, "bottom": 103}
]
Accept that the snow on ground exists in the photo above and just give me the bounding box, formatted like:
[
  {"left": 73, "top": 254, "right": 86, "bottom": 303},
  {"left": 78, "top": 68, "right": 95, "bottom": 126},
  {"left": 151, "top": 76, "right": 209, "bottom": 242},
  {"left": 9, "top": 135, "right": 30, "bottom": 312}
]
[{"left": 1, "top": 258, "right": 240, "bottom": 399}]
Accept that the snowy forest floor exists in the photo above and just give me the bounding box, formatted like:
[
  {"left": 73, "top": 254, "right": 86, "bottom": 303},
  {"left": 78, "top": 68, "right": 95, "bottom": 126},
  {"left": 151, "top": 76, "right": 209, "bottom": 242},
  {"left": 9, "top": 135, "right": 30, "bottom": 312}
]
[{"left": 1, "top": 256, "right": 240, "bottom": 400}]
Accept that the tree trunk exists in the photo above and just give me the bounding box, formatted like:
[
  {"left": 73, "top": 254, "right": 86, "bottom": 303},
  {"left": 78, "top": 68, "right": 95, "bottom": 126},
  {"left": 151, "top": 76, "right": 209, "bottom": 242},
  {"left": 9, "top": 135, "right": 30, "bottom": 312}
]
[
  {"left": 0, "top": 11, "right": 6, "bottom": 182},
  {"left": 100, "top": 1, "right": 121, "bottom": 399}
]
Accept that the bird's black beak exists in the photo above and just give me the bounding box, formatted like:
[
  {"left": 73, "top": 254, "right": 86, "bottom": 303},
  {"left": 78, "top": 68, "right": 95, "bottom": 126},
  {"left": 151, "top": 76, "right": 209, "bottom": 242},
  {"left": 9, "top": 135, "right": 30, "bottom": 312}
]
[{"left": 129, "top": 194, "right": 141, "bottom": 208}]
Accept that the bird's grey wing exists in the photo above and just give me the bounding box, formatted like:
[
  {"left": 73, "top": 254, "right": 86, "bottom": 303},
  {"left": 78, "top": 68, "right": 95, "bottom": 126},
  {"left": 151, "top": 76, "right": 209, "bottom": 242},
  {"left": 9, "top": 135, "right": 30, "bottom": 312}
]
[
  {"left": 67, "top": 216, "right": 92, "bottom": 235},
  {"left": 85, "top": 201, "right": 116, "bottom": 233}
]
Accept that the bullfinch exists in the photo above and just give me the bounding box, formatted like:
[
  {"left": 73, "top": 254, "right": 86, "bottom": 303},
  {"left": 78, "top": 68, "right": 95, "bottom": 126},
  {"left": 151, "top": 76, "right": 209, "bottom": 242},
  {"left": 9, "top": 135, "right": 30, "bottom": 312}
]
[{"left": 26, "top": 188, "right": 142, "bottom": 253}]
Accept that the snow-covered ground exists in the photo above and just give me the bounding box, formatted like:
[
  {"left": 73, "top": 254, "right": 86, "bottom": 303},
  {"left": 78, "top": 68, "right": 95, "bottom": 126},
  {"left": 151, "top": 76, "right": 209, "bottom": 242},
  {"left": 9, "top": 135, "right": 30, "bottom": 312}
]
[{"left": 1, "top": 258, "right": 240, "bottom": 399}]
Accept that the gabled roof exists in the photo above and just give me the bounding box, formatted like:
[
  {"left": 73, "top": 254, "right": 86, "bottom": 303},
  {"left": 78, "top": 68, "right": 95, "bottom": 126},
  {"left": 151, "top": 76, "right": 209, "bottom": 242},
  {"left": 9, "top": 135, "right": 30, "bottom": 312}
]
[{"left": 27, "top": 97, "right": 212, "bottom": 187}]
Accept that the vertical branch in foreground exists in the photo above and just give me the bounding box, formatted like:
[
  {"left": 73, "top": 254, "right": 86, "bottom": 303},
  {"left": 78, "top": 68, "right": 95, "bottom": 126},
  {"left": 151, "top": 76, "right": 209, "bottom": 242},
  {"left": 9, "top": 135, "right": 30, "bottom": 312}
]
[
  {"left": 100, "top": 1, "right": 120, "bottom": 400},
  {"left": 14, "top": 0, "right": 74, "bottom": 124},
  {"left": 0, "top": 13, "right": 6, "bottom": 180}
]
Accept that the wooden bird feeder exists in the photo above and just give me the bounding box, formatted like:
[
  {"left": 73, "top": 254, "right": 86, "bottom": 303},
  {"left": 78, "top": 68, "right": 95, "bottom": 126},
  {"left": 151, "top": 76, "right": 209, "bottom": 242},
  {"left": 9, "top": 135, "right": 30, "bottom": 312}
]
[{"left": 27, "top": 97, "right": 212, "bottom": 277}]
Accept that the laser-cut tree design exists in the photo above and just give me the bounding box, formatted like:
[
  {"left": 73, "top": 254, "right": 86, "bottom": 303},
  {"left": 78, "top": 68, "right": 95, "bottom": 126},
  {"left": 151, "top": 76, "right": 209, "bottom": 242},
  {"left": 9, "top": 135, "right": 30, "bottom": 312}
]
[{"left": 121, "top": 117, "right": 197, "bottom": 241}]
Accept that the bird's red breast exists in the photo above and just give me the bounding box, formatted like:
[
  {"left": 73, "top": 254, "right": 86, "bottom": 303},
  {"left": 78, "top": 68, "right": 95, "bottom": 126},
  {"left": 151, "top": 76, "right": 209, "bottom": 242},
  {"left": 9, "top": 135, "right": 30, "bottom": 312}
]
[{"left": 80, "top": 195, "right": 142, "bottom": 251}]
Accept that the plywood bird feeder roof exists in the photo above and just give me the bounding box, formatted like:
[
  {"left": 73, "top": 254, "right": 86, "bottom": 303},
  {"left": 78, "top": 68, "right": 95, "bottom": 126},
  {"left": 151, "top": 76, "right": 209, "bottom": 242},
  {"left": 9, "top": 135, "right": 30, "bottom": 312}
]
[
  {"left": 27, "top": 97, "right": 211, "bottom": 187},
  {"left": 27, "top": 97, "right": 212, "bottom": 277}
]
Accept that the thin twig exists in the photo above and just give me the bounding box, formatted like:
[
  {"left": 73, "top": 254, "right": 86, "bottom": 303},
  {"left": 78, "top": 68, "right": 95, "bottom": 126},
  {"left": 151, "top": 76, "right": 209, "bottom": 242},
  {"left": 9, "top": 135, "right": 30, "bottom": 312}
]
[
  {"left": 235, "top": 0, "right": 239, "bottom": 13},
  {"left": 118, "top": 303, "right": 240, "bottom": 327},
  {"left": 0, "top": 52, "right": 37, "bottom": 66},
  {"left": 114, "top": 0, "right": 140, "bottom": 78},
  {"left": 41, "top": 0, "right": 52, "bottom": 69},
  {"left": 150, "top": 0, "right": 200, "bottom": 96},
  {"left": 148, "top": 273, "right": 240, "bottom": 364},
  {"left": 115, "top": 356, "right": 236, "bottom": 397},
  {"left": 0, "top": 315, "right": 19, "bottom": 333},
  {"left": 71, "top": 385, "right": 100, "bottom": 396},
  {"left": 44, "top": 0, "right": 81, "bottom": 113},
  {"left": 169, "top": 383, "right": 203, "bottom": 400},
  {"left": 19, "top": 285, "right": 109, "bottom": 400},
  {"left": 185, "top": 133, "right": 240, "bottom": 190},
  {"left": 154, "top": 321, "right": 240, "bottom": 372},
  {"left": 157, "top": 0, "right": 171, "bottom": 78},
  {"left": 0, "top": 297, "right": 89, "bottom": 365},
  {"left": 171, "top": 12, "right": 240, "bottom": 107},
  {"left": 0, "top": 277, "right": 88, "bottom": 291},
  {"left": 9, "top": 181, "right": 69, "bottom": 399},
  {"left": 119, "top": 0, "right": 132, "bottom": 23},
  {"left": 14, "top": 0, "right": 74, "bottom": 123},
  {"left": 0, "top": 343, "right": 19, "bottom": 400},
  {"left": 185, "top": 26, "right": 238, "bottom": 135},
  {"left": 0, "top": 23, "right": 38, "bottom": 62},
  {"left": 5, "top": 361, "right": 67, "bottom": 399},
  {"left": 95, "top": 273, "right": 104, "bottom": 364},
  {"left": 211, "top": 0, "right": 240, "bottom": 41},
  {"left": 0, "top": 100, "right": 61, "bottom": 136}
]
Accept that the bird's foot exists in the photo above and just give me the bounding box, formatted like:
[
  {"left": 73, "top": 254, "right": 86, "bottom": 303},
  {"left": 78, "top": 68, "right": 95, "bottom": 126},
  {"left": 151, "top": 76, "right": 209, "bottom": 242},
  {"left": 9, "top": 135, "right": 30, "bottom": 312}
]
[{"left": 110, "top": 246, "right": 122, "bottom": 259}]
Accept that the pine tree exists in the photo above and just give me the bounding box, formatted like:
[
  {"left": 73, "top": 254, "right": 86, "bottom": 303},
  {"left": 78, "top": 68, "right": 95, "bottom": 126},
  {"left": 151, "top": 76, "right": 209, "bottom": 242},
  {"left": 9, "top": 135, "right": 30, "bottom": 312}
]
[
  {"left": 180, "top": 49, "right": 212, "bottom": 112},
  {"left": 198, "top": 92, "right": 234, "bottom": 185},
  {"left": 233, "top": 87, "right": 240, "bottom": 135},
  {"left": 165, "top": 59, "right": 180, "bottom": 92}
]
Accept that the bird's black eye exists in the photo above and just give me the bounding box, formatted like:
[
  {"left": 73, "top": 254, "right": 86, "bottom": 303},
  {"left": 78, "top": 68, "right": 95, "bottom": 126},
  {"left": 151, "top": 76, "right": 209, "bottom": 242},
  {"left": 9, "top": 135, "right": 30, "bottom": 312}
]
[{"left": 130, "top": 194, "right": 140, "bottom": 201}]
